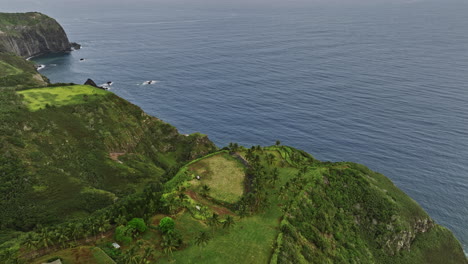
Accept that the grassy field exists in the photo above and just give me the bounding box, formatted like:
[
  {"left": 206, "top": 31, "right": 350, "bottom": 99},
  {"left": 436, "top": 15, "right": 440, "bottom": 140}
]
[
  {"left": 33, "top": 246, "right": 115, "bottom": 264},
  {"left": 188, "top": 153, "right": 245, "bottom": 203},
  {"left": 162, "top": 212, "right": 279, "bottom": 263},
  {"left": 18, "top": 85, "right": 109, "bottom": 111},
  {"left": 155, "top": 148, "right": 300, "bottom": 263}
]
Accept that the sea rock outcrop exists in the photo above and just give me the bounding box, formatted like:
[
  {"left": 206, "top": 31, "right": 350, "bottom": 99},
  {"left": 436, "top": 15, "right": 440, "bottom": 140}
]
[
  {"left": 0, "top": 12, "right": 74, "bottom": 58},
  {"left": 84, "top": 78, "right": 100, "bottom": 88}
]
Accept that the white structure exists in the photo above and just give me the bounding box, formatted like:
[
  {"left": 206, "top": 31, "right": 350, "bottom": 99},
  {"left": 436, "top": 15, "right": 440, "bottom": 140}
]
[
  {"left": 196, "top": 175, "right": 201, "bottom": 180},
  {"left": 195, "top": 205, "right": 201, "bottom": 211},
  {"left": 112, "top": 242, "right": 121, "bottom": 249}
]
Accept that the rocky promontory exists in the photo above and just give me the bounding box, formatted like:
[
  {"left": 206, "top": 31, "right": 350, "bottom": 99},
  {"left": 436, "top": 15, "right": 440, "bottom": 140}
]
[{"left": 0, "top": 12, "right": 74, "bottom": 58}]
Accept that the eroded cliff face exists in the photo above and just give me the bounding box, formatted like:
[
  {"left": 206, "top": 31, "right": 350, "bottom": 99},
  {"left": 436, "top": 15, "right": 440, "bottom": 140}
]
[{"left": 0, "top": 12, "right": 72, "bottom": 58}]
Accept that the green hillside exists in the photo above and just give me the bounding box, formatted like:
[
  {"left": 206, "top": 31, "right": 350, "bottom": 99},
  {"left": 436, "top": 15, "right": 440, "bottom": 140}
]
[
  {"left": 0, "top": 52, "right": 48, "bottom": 87},
  {"left": 19, "top": 146, "right": 465, "bottom": 264},
  {"left": 0, "top": 84, "right": 216, "bottom": 246},
  {"left": 151, "top": 146, "right": 466, "bottom": 264},
  {"left": 0, "top": 11, "right": 466, "bottom": 264}
]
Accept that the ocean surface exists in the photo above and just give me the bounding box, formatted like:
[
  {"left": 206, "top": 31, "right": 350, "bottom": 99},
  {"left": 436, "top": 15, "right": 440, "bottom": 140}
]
[{"left": 24, "top": 1, "right": 468, "bottom": 253}]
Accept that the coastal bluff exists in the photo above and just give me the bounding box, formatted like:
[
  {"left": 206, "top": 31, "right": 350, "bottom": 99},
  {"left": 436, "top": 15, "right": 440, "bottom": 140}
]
[
  {"left": 0, "top": 11, "right": 466, "bottom": 264},
  {"left": 0, "top": 12, "right": 74, "bottom": 58}
]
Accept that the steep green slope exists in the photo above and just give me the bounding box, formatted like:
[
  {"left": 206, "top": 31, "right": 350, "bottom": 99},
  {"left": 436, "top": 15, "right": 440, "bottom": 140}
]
[
  {"left": 0, "top": 52, "right": 48, "bottom": 87},
  {"left": 0, "top": 85, "right": 216, "bottom": 234},
  {"left": 83, "top": 146, "right": 464, "bottom": 264},
  {"left": 270, "top": 156, "right": 467, "bottom": 264}
]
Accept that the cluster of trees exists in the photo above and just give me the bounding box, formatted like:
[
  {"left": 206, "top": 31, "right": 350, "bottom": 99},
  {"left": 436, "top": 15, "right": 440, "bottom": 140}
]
[
  {"left": 158, "top": 217, "right": 182, "bottom": 258},
  {"left": 115, "top": 218, "right": 147, "bottom": 244},
  {"left": 235, "top": 146, "right": 280, "bottom": 215},
  {"left": 0, "top": 181, "right": 166, "bottom": 263},
  {"left": 193, "top": 214, "right": 236, "bottom": 250}
]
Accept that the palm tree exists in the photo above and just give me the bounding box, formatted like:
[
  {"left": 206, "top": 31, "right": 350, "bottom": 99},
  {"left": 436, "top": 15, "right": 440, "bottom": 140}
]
[
  {"left": 56, "top": 232, "right": 69, "bottom": 249},
  {"left": 194, "top": 231, "right": 211, "bottom": 247},
  {"left": 271, "top": 168, "right": 279, "bottom": 185},
  {"left": 266, "top": 153, "right": 276, "bottom": 165},
  {"left": 116, "top": 214, "right": 127, "bottom": 226},
  {"left": 245, "top": 149, "right": 254, "bottom": 162},
  {"left": 71, "top": 223, "right": 83, "bottom": 241},
  {"left": 178, "top": 193, "right": 187, "bottom": 203},
  {"left": 97, "top": 217, "right": 110, "bottom": 238},
  {"left": 200, "top": 185, "right": 210, "bottom": 198},
  {"left": 89, "top": 222, "right": 99, "bottom": 238},
  {"left": 161, "top": 236, "right": 177, "bottom": 260},
  {"left": 39, "top": 229, "right": 54, "bottom": 249},
  {"left": 143, "top": 247, "right": 154, "bottom": 262},
  {"left": 123, "top": 246, "right": 138, "bottom": 264},
  {"left": 22, "top": 232, "right": 38, "bottom": 250},
  {"left": 222, "top": 216, "right": 235, "bottom": 229},
  {"left": 208, "top": 213, "right": 221, "bottom": 229}
]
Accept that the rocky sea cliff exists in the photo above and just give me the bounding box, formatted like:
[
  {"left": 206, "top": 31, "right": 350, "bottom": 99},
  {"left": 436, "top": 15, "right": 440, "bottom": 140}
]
[{"left": 0, "top": 12, "right": 74, "bottom": 58}]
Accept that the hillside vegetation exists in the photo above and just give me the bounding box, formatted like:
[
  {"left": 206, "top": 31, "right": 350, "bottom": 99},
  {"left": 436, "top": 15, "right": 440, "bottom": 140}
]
[
  {"left": 0, "top": 52, "right": 48, "bottom": 87},
  {"left": 0, "top": 12, "right": 60, "bottom": 33},
  {"left": 0, "top": 83, "right": 216, "bottom": 245},
  {"left": 0, "top": 11, "right": 466, "bottom": 264},
  {"left": 18, "top": 146, "right": 466, "bottom": 263}
]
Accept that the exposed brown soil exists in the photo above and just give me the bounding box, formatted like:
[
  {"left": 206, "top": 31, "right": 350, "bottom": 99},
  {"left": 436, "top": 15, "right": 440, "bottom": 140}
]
[
  {"left": 185, "top": 190, "right": 235, "bottom": 216},
  {"left": 109, "top": 152, "right": 125, "bottom": 161}
]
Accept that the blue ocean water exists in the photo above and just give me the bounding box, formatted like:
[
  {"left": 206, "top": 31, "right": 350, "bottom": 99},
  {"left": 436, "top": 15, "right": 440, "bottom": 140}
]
[{"left": 29, "top": 1, "right": 468, "bottom": 253}]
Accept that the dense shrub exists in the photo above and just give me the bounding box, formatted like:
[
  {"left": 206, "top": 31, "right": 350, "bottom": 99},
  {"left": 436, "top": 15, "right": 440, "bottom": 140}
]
[{"left": 159, "top": 217, "right": 175, "bottom": 234}]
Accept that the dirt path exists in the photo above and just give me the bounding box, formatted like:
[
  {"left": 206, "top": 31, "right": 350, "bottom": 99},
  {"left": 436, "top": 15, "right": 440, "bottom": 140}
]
[
  {"left": 185, "top": 190, "right": 235, "bottom": 216},
  {"left": 109, "top": 152, "right": 125, "bottom": 161},
  {"left": 231, "top": 152, "right": 250, "bottom": 167}
]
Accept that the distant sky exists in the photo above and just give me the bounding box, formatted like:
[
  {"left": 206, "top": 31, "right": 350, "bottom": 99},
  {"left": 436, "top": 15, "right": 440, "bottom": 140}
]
[
  {"left": 1, "top": 0, "right": 466, "bottom": 24},
  {"left": 1, "top": 0, "right": 465, "bottom": 12}
]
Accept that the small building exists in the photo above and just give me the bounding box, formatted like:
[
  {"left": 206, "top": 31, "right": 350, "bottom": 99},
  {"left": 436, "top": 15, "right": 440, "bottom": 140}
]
[
  {"left": 196, "top": 175, "right": 201, "bottom": 180},
  {"left": 112, "top": 242, "right": 121, "bottom": 249},
  {"left": 195, "top": 206, "right": 201, "bottom": 211}
]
